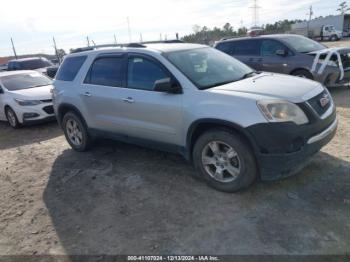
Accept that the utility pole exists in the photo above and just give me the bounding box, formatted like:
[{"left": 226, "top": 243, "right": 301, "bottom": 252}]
[
  {"left": 114, "top": 34, "right": 117, "bottom": 44},
  {"left": 127, "top": 17, "right": 132, "bottom": 42},
  {"left": 176, "top": 32, "right": 179, "bottom": 40},
  {"left": 87, "top": 36, "right": 90, "bottom": 47},
  {"left": 250, "top": 0, "right": 261, "bottom": 27},
  {"left": 306, "top": 5, "right": 313, "bottom": 38},
  {"left": 11, "top": 38, "right": 18, "bottom": 59},
  {"left": 53, "top": 37, "right": 60, "bottom": 64},
  {"left": 139, "top": 33, "right": 143, "bottom": 43}
]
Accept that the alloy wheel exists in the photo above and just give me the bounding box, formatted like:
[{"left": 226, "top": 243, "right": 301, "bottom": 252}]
[
  {"left": 201, "top": 140, "right": 241, "bottom": 183},
  {"left": 66, "top": 118, "right": 83, "bottom": 146},
  {"left": 6, "top": 109, "right": 17, "bottom": 127}
]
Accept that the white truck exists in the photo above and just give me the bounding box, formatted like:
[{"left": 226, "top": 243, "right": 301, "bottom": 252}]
[{"left": 291, "top": 24, "right": 342, "bottom": 41}]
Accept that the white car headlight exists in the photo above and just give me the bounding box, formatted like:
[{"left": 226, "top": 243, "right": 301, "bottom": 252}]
[
  {"left": 257, "top": 100, "right": 309, "bottom": 125},
  {"left": 14, "top": 98, "right": 42, "bottom": 106}
]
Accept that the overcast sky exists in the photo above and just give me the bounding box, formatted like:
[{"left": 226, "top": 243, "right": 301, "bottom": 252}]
[{"left": 0, "top": 0, "right": 342, "bottom": 56}]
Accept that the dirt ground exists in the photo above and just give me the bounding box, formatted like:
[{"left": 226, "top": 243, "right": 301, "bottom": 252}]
[{"left": 1, "top": 45, "right": 350, "bottom": 257}]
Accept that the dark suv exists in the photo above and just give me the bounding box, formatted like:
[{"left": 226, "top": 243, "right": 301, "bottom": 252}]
[
  {"left": 214, "top": 34, "right": 350, "bottom": 87},
  {"left": 7, "top": 57, "right": 58, "bottom": 78}
]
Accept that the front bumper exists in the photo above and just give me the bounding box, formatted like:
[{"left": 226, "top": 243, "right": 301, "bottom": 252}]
[
  {"left": 15, "top": 103, "right": 56, "bottom": 125},
  {"left": 22, "top": 115, "right": 56, "bottom": 125},
  {"left": 247, "top": 112, "right": 337, "bottom": 181}
]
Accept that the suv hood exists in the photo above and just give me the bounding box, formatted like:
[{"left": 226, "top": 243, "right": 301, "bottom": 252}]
[
  {"left": 211, "top": 73, "right": 323, "bottom": 103},
  {"left": 7, "top": 84, "right": 53, "bottom": 100}
]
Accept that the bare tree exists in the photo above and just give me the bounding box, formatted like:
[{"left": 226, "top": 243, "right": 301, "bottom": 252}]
[{"left": 337, "top": 1, "right": 350, "bottom": 14}]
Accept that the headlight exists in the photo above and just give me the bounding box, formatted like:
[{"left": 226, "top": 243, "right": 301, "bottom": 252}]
[
  {"left": 14, "top": 98, "right": 42, "bottom": 106},
  {"left": 257, "top": 100, "right": 309, "bottom": 125}
]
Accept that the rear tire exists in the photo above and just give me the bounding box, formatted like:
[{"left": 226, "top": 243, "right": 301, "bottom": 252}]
[
  {"left": 5, "top": 107, "right": 20, "bottom": 129},
  {"left": 291, "top": 69, "right": 313, "bottom": 80},
  {"left": 193, "top": 129, "right": 258, "bottom": 192},
  {"left": 62, "top": 112, "right": 92, "bottom": 152}
]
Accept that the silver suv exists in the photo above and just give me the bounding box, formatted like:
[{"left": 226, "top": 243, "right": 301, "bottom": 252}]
[{"left": 53, "top": 42, "right": 337, "bottom": 192}]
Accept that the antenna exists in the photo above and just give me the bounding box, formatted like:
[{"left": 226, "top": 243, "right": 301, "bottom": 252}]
[
  {"left": 250, "top": 0, "right": 261, "bottom": 27},
  {"left": 11, "top": 38, "right": 18, "bottom": 59}
]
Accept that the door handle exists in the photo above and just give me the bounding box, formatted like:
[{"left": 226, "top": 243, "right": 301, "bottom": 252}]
[
  {"left": 84, "top": 92, "right": 92, "bottom": 97},
  {"left": 122, "top": 97, "right": 134, "bottom": 103}
]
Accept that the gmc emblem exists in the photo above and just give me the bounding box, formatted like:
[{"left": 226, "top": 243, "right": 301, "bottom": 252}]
[{"left": 319, "top": 94, "right": 330, "bottom": 108}]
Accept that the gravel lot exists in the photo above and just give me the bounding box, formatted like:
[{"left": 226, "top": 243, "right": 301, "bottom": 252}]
[{"left": 0, "top": 44, "right": 350, "bottom": 256}]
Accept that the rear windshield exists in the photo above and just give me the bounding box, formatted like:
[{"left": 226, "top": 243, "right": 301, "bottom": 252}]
[
  {"left": 55, "top": 56, "right": 87, "bottom": 81},
  {"left": 19, "top": 58, "right": 53, "bottom": 70},
  {"left": 281, "top": 35, "right": 326, "bottom": 53},
  {"left": 1, "top": 72, "right": 52, "bottom": 91}
]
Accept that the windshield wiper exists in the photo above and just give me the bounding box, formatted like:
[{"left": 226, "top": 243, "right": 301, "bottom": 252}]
[
  {"left": 29, "top": 84, "right": 50, "bottom": 88},
  {"left": 202, "top": 80, "right": 237, "bottom": 89},
  {"left": 240, "top": 71, "right": 258, "bottom": 80}
]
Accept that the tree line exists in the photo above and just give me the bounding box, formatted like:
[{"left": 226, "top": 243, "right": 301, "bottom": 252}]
[{"left": 182, "top": 19, "right": 303, "bottom": 45}]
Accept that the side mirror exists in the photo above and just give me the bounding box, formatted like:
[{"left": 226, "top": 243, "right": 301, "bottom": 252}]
[
  {"left": 276, "top": 49, "right": 287, "bottom": 57},
  {"left": 0, "top": 86, "right": 4, "bottom": 94},
  {"left": 154, "top": 78, "right": 182, "bottom": 94}
]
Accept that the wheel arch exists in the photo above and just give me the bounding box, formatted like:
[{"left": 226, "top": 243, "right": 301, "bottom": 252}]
[
  {"left": 57, "top": 103, "right": 88, "bottom": 128},
  {"left": 289, "top": 68, "right": 314, "bottom": 79},
  {"left": 185, "top": 119, "right": 258, "bottom": 162}
]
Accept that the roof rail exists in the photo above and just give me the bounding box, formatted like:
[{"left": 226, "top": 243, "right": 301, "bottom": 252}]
[
  {"left": 70, "top": 43, "right": 146, "bottom": 53},
  {"left": 70, "top": 40, "right": 184, "bottom": 53},
  {"left": 141, "top": 40, "right": 184, "bottom": 44},
  {"left": 219, "top": 36, "right": 238, "bottom": 41}
]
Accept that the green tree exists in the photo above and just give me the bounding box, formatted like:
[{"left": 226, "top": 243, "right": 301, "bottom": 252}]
[{"left": 337, "top": 1, "right": 350, "bottom": 14}]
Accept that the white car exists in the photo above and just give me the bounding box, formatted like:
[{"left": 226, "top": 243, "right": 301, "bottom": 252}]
[{"left": 0, "top": 70, "right": 55, "bottom": 128}]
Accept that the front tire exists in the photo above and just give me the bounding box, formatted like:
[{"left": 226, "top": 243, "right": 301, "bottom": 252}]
[
  {"left": 5, "top": 107, "right": 20, "bottom": 129},
  {"left": 62, "top": 112, "right": 92, "bottom": 151},
  {"left": 291, "top": 69, "right": 313, "bottom": 80},
  {"left": 193, "top": 129, "right": 258, "bottom": 192},
  {"left": 330, "top": 35, "right": 338, "bottom": 41}
]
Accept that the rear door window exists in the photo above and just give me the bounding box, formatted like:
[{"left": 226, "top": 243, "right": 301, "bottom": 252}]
[
  {"left": 56, "top": 56, "right": 87, "bottom": 81},
  {"left": 85, "top": 57, "right": 124, "bottom": 87},
  {"left": 233, "top": 40, "right": 260, "bottom": 56}
]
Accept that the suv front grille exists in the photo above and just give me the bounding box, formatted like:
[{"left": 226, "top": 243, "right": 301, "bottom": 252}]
[
  {"left": 307, "top": 90, "right": 332, "bottom": 117},
  {"left": 43, "top": 105, "right": 54, "bottom": 115}
]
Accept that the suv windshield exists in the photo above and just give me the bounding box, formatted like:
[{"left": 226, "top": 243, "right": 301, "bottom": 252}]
[
  {"left": 1, "top": 72, "right": 52, "bottom": 91},
  {"left": 164, "top": 47, "right": 254, "bottom": 89},
  {"left": 20, "top": 58, "right": 53, "bottom": 70},
  {"left": 281, "top": 35, "right": 326, "bottom": 53}
]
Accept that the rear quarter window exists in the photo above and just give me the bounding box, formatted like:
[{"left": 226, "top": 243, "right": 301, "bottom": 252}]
[
  {"left": 216, "top": 42, "right": 234, "bottom": 55},
  {"left": 55, "top": 56, "right": 87, "bottom": 81}
]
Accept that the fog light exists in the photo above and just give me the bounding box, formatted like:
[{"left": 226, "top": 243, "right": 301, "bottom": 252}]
[{"left": 23, "top": 113, "right": 39, "bottom": 119}]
